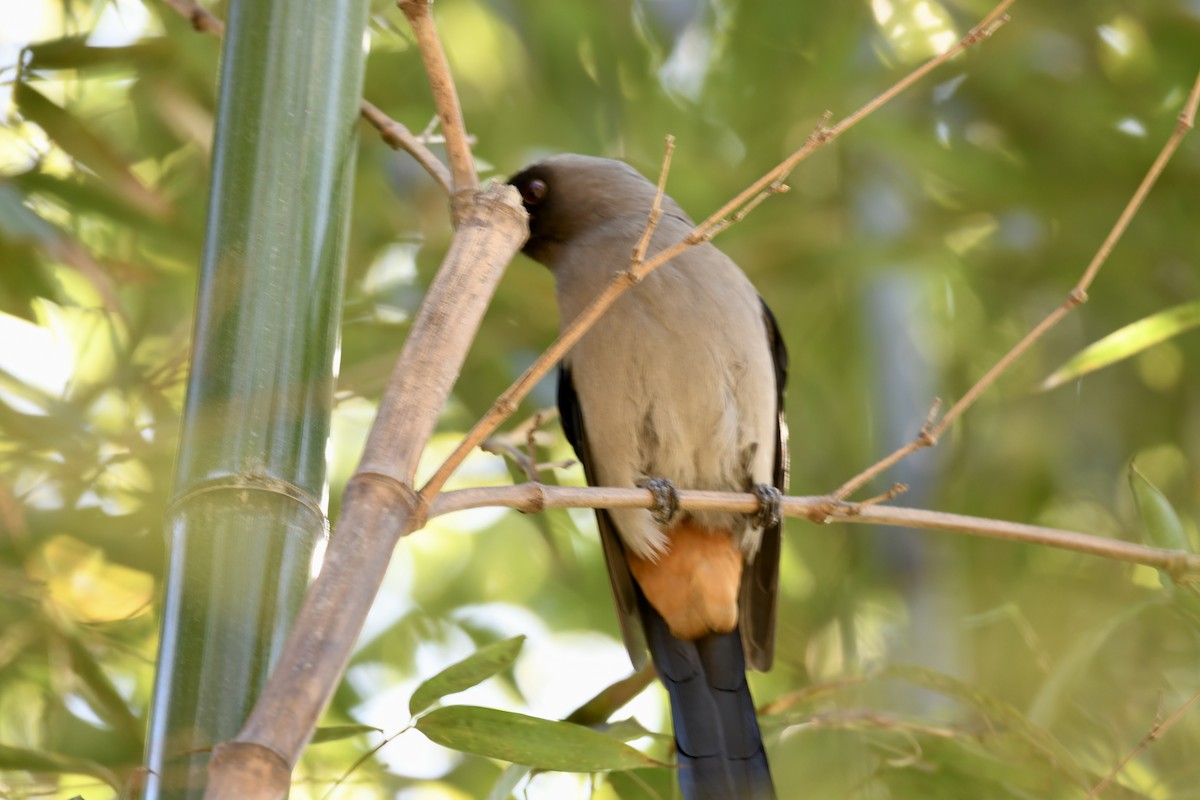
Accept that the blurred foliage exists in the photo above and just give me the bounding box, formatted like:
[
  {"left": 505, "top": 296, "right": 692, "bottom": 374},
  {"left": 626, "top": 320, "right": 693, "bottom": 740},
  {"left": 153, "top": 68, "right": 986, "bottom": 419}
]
[{"left": 2, "top": 0, "right": 1200, "bottom": 798}]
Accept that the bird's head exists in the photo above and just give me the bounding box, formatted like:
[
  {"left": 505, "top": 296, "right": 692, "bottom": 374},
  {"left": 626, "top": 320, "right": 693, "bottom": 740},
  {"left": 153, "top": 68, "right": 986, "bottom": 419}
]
[{"left": 508, "top": 154, "right": 687, "bottom": 266}]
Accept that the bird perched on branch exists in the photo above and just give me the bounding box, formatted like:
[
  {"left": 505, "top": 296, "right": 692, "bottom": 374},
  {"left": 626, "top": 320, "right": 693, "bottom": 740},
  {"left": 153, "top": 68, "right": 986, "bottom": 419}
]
[{"left": 510, "top": 154, "right": 788, "bottom": 800}]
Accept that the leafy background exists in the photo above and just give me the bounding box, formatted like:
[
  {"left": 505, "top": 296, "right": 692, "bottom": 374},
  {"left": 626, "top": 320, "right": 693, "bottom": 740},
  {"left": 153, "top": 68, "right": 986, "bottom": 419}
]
[{"left": 2, "top": 0, "right": 1200, "bottom": 798}]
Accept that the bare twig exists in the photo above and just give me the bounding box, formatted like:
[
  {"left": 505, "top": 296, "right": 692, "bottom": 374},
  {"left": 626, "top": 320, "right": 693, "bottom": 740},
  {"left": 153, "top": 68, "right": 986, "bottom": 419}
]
[
  {"left": 156, "top": 0, "right": 454, "bottom": 193},
  {"left": 1086, "top": 689, "right": 1200, "bottom": 799},
  {"left": 398, "top": 1, "right": 478, "bottom": 196},
  {"left": 159, "top": 0, "right": 224, "bottom": 34},
  {"left": 631, "top": 134, "right": 676, "bottom": 269},
  {"left": 689, "top": 0, "right": 1014, "bottom": 245},
  {"left": 426, "top": 483, "right": 1200, "bottom": 578},
  {"left": 854, "top": 483, "right": 909, "bottom": 510},
  {"left": 360, "top": 100, "right": 452, "bottom": 194},
  {"left": 480, "top": 438, "right": 539, "bottom": 482},
  {"left": 418, "top": 7, "right": 1013, "bottom": 500},
  {"left": 833, "top": 66, "right": 1200, "bottom": 502}
]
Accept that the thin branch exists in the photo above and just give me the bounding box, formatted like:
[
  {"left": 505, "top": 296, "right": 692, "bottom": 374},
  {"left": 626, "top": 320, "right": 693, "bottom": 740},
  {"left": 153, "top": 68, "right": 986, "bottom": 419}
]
[
  {"left": 1086, "top": 689, "right": 1200, "bottom": 799},
  {"left": 398, "top": 0, "right": 478, "bottom": 196},
  {"left": 418, "top": 7, "right": 1013, "bottom": 501},
  {"left": 688, "top": 0, "right": 1014, "bottom": 244},
  {"left": 833, "top": 66, "right": 1200, "bottom": 502},
  {"left": 156, "top": 0, "right": 453, "bottom": 193},
  {"left": 631, "top": 134, "right": 676, "bottom": 269},
  {"left": 360, "top": 99, "right": 452, "bottom": 194},
  {"left": 426, "top": 483, "right": 1200, "bottom": 578},
  {"left": 159, "top": 0, "right": 224, "bottom": 34}
]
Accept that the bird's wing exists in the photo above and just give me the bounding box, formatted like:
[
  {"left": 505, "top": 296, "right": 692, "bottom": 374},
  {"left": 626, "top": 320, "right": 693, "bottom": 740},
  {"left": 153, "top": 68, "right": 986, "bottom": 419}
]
[
  {"left": 558, "top": 362, "right": 649, "bottom": 668},
  {"left": 740, "top": 298, "right": 789, "bottom": 672}
]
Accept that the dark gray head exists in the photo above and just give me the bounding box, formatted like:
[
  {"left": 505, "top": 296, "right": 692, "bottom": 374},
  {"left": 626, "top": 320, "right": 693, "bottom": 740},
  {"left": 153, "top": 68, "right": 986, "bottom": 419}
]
[{"left": 508, "top": 154, "right": 689, "bottom": 266}]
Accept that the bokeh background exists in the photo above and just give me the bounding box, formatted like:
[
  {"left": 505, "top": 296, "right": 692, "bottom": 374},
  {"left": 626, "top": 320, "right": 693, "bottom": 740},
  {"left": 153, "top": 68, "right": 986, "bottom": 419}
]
[{"left": 2, "top": 0, "right": 1200, "bottom": 797}]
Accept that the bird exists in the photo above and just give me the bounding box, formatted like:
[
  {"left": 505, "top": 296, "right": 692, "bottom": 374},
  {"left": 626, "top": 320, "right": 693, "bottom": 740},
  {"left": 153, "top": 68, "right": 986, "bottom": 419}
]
[{"left": 509, "top": 154, "right": 788, "bottom": 800}]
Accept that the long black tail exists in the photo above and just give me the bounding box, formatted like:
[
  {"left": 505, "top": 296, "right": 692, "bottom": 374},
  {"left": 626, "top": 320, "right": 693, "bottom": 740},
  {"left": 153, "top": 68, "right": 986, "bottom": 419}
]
[{"left": 640, "top": 595, "right": 776, "bottom": 800}]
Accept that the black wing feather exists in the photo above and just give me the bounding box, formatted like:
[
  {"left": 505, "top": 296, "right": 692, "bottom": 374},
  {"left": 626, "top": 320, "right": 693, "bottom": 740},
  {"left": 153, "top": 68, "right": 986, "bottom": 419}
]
[
  {"left": 740, "top": 298, "right": 789, "bottom": 672},
  {"left": 557, "top": 363, "right": 649, "bottom": 668}
]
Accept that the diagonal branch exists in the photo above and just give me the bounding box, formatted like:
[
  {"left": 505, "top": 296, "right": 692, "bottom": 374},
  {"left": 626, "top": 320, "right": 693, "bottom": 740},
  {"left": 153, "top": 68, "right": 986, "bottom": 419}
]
[
  {"left": 360, "top": 99, "right": 452, "bottom": 193},
  {"left": 418, "top": 1, "right": 1015, "bottom": 500},
  {"left": 832, "top": 66, "right": 1200, "bottom": 504},
  {"left": 157, "top": 0, "right": 455, "bottom": 193},
  {"left": 1086, "top": 689, "right": 1200, "bottom": 799}
]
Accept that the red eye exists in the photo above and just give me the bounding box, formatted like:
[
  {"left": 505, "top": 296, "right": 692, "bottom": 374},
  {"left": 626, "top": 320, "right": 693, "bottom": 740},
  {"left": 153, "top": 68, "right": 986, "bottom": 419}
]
[{"left": 520, "top": 178, "right": 547, "bottom": 205}]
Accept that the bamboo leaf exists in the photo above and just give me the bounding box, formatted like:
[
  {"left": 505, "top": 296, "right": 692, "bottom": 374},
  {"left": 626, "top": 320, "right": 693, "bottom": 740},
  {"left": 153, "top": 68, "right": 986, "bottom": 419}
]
[
  {"left": 13, "top": 83, "right": 170, "bottom": 218},
  {"left": 1027, "top": 602, "right": 1153, "bottom": 728},
  {"left": 885, "top": 665, "right": 1087, "bottom": 785},
  {"left": 63, "top": 631, "right": 143, "bottom": 749},
  {"left": 0, "top": 743, "right": 119, "bottom": 788},
  {"left": 310, "top": 723, "right": 382, "bottom": 744},
  {"left": 1128, "top": 464, "right": 1194, "bottom": 554},
  {"left": 1041, "top": 303, "right": 1200, "bottom": 390},
  {"left": 565, "top": 665, "right": 655, "bottom": 727},
  {"left": 415, "top": 706, "right": 664, "bottom": 772},
  {"left": 23, "top": 37, "right": 169, "bottom": 71},
  {"left": 409, "top": 635, "right": 526, "bottom": 716}
]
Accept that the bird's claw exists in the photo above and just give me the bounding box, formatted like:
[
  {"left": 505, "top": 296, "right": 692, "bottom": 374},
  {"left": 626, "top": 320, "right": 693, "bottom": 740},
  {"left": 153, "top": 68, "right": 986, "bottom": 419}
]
[
  {"left": 637, "top": 476, "right": 680, "bottom": 527},
  {"left": 751, "top": 484, "right": 782, "bottom": 530}
]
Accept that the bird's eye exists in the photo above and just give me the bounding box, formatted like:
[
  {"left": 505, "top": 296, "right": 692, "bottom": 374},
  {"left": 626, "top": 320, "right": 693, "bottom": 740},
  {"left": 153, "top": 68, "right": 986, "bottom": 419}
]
[{"left": 519, "top": 178, "right": 547, "bottom": 205}]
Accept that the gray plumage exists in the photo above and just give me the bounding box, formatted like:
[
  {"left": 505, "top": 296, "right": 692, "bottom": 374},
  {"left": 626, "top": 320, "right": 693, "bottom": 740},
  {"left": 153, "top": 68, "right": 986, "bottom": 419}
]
[{"left": 511, "top": 154, "right": 787, "bottom": 800}]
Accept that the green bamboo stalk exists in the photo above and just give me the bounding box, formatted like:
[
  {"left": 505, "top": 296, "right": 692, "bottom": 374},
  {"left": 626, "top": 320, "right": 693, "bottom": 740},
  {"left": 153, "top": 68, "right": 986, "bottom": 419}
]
[{"left": 142, "top": 0, "right": 369, "bottom": 795}]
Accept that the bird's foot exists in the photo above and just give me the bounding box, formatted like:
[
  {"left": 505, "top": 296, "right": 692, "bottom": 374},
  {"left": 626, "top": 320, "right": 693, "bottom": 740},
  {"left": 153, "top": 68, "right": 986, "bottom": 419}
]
[
  {"left": 637, "top": 476, "right": 680, "bottom": 527},
  {"left": 751, "top": 483, "right": 782, "bottom": 530}
]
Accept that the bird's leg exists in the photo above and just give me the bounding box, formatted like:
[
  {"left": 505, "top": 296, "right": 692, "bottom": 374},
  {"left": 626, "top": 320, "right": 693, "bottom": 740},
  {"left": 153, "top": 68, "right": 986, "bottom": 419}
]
[
  {"left": 751, "top": 484, "right": 782, "bottom": 530},
  {"left": 637, "top": 476, "right": 680, "bottom": 527}
]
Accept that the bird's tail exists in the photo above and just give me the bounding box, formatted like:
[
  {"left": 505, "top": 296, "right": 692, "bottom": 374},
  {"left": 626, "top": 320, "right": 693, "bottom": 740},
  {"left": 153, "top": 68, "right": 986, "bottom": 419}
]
[{"left": 640, "top": 594, "right": 776, "bottom": 800}]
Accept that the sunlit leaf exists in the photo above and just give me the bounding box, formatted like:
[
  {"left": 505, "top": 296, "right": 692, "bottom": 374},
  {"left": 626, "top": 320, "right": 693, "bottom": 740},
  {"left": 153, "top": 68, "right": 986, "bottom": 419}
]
[
  {"left": 63, "top": 631, "right": 143, "bottom": 748},
  {"left": 1128, "top": 464, "right": 1194, "bottom": 554},
  {"left": 28, "top": 535, "right": 154, "bottom": 623},
  {"left": 1041, "top": 303, "right": 1200, "bottom": 391},
  {"left": 565, "top": 664, "right": 655, "bottom": 727},
  {"left": 409, "top": 635, "right": 526, "bottom": 716},
  {"left": 24, "top": 37, "right": 169, "bottom": 72},
  {"left": 415, "top": 705, "right": 664, "bottom": 771},
  {"left": 310, "top": 723, "right": 382, "bottom": 744},
  {"left": 13, "top": 83, "right": 170, "bottom": 219}
]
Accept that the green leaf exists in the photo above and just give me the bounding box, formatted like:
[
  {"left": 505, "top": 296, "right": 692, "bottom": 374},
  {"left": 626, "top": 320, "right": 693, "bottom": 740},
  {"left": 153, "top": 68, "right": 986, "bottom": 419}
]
[
  {"left": 415, "top": 705, "right": 664, "bottom": 772},
  {"left": 0, "top": 743, "right": 119, "bottom": 788},
  {"left": 884, "top": 665, "right": 1087, "bottom": 786},
  {"left": 23, "top": 37, "right": 169, "bottom": 71},
  {"left": 409, "top": 635, "right": 526, "bottom": 716},
  {"left": 13, "top": 83, "right": 170, "bottom": 219},
  {"left": 1027, "top": 602, "right": 1153, "bottom": 728},
  {"left": 1129, "top": 464, "right": 1194, "bottom": 554},
  {"left": 605, "top": 766, "right": 677, "bottom": 799},
  {"left": 565, "top": 664, "right": 656, "bottom": 727},
  {"left": 310, "top": 723, "right": 382, "bottom": 744},
  {"left": 1041, "top": 302, "right": 1200, "bottom": 390},
  {"left": 63, "top": 631, "right": 144, "bottom": 749},
  {"left": 595, "top": 717, "right": 670, "bottom": 743}
]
